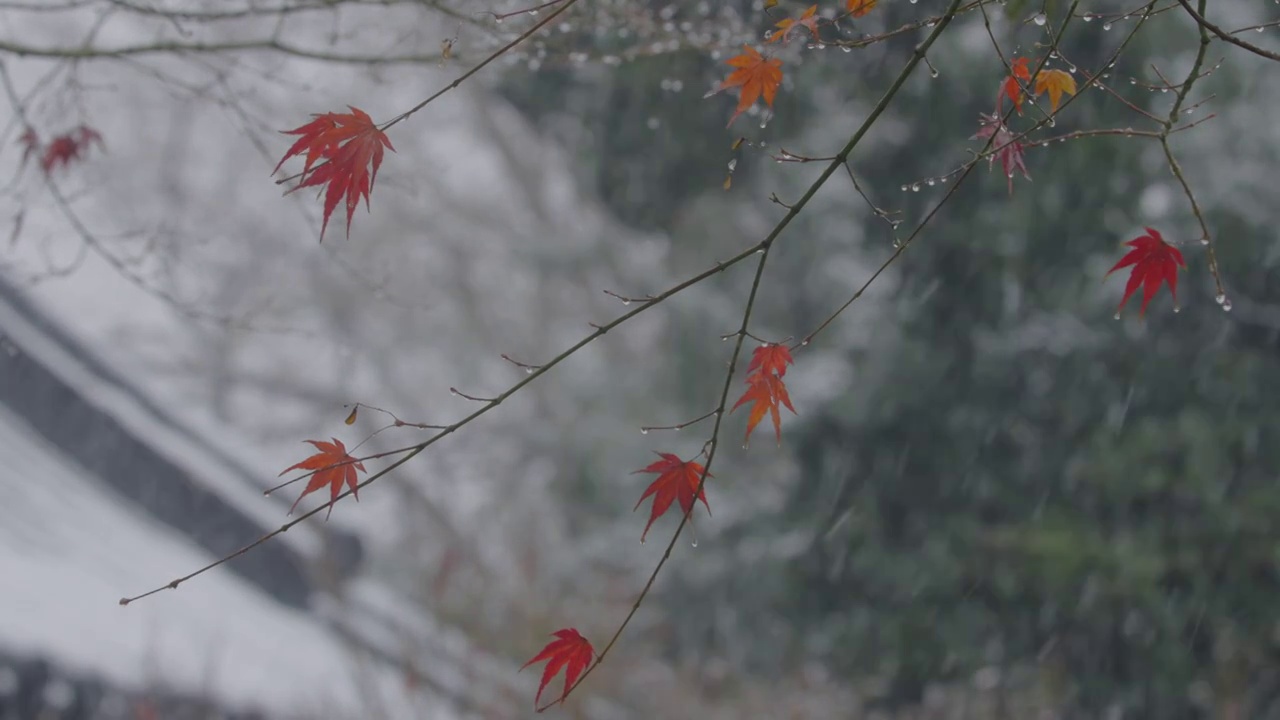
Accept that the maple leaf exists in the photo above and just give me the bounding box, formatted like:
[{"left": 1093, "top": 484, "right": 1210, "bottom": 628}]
[
  {"left": 36, "top": 125, "right": 104, "bottom": 174},
  {"left": 633, "top": 452, "right": 711, "bottom": 542},
  {"left": 733, "top": 371, "right": 797, "bottom": 446},
  {"left": 707, "top": 45, "right": 784, "bottom": 128},
  {"left": 972, "top": 113, "right": 1030, "bottom": 196},
  {"left": 521, "top": 628, "right": 595, "bottom": 709},
  {"left": 274, "top": 106, "right": 395, "bottom": 240},
  {"left": 1106, "top": 227, "right": 1186, "bottom": 317},
  {"left": 745, "top": 343, "right": 794, "bottom": 379},
  {"left": 279, "top": 438, "right": 367, "bottom": 518},
  {"left": 768, "top": 5, "right": 820, "bottom": 44},
  {"left": 732, "top": 344, "right": 797, "bottom": 445},
  {"left": 846, "top": 0, "right": 876, "bottom": 16},
  {"left": 998, "top": 57, "right": 1033, "bottom": 113},
  {"left": 1034, "top": 68, "right": 1077, "bottom": 112}
]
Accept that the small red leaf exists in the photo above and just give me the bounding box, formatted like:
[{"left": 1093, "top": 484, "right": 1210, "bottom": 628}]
[
  {"left": 1106, "top": 227, "right": 1186, "bottom": 317},
  {"left": 632, "top": 452, "right": 711, "bottom": 542},
  {"left": 998, "top": 57, "right": 1032, "bottom": 113},
  {"left": 521, "top": 628, "right": 594, "bottom": 709},
  {"left": 274, "top": 107, "right": 395, "bottom": 240},
  {"left": 279, "top": 437, "right": 367, "bottom": 518},
  {"left": 972, "top": 113, "right": 1030, "bottom": 196}
]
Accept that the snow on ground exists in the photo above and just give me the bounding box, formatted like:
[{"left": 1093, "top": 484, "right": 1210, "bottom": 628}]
[{"left": 0, "top": 399, "right": 447, "bottom": 719}]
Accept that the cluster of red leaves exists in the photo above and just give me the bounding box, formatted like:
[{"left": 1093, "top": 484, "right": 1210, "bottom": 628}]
[
  {"left": 633, "top": 452, "right": 711, "bottom": 542},
  {"left": 521, "top": 628, "right": 595, "bottom": 711},
  {"left": 997, "top": 56, "right": 1078, "bottom": 114},
  {"left": 273, "top": 106, "right": 395, "bottom": 240},
  {"left": 279, "top": 438, "right": 367, "bottom": 518},
  {"left": 732, "top": 344, "right": 797, "bottom": 446},
  {"left": 19, "top": 125, "right": 104, "bottom": 175},
  {"left": 972, "top": 113, "right": 1029, "bottom": 195},
  {"left": 1107, "top": 227, "right": 1186, "bottom": 317}
]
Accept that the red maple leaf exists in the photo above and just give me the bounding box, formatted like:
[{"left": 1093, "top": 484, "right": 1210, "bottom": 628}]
[
  {"left": 274, "top": 106, "right": 395, "bottom": 240},
  {"left": 998, "top": 56, "right": 1033, "bottom": 113},
  {"left": 1106, "top": 227, "right": 1186, "bottom": 317},
  {"left": 30, "top": 125, "right": 104, "bottom": 174},
  {"left": 633, "top": 452, "right": 711, "bottom": 542},
  {"left": 972, "top": 113, "right": 1029, "bottom": 196},
  {"left": 279, "top": 438, "right": 367, "bottom": 518},
  {"left": 732, "top": 344, "right": 797, "bottom": 446},
  {"left": 707, "top": 45, "right": 784, "bottom": 127},
  {"left": 745, "top": 343, "right": 794, "bottom": 379},
  {"left": 521, "top": 628, "right": 595, "bottom": 710}
]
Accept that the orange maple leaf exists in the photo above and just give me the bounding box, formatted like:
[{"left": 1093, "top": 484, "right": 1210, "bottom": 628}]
[
  {"left": 998, "top": 57, "right": 1033, "bottom": 113},
  {"left": 1106, "top": 227, "right": 1186, "bottom": 317},
  {"left": 1034, "top": 68, "right": 1077, "bottom": 112},
  {"left": 521, "top": 628, "right": 595, "bottom": 709},
  {"left": 709, "top": 45, "right": 784, "bottom": 127},
  {"left": 768, "top": 5, "right": 820, "bottom": 44},
  {"left": 274, "top": 106, "right": 395, "bottom": 240},
  {"left": 633, "top": 452, "right": 711, "bottom": 542},
  {"left": 732, "top": 344, "right": 797, "bottom": 446},
  {"left": 846, "top": 0, "right": 876, "bottom": 17},
  {"left": 279, "top": 438, "right": 367, "bottom": 518}
]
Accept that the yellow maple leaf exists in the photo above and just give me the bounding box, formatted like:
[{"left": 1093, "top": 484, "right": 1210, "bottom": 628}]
[{"left": 1034, "top": 68, "right": 1077, "bottom": 112}]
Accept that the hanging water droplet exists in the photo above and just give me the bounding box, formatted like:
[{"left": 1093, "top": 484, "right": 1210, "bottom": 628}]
[
  {"left": 911, "top": 182, "right": 921, "bottom": 192},
  {"left": 1257, "top": 26, "right": 1265, "bottom": 33},
  {"left": 640, "top": 537, "right": 646, "bottom": 544},
  {"left": 1114, "top": 312, "right": 1122, "bottom": 320},
  {"left": 1047, "top": 117, "right": 1056, "bottom": 127},
  {"left": 927, "top": 179, "right": 936, "bottom": 186},
  {"left": 528, "top": 8, "right": 539, "bottom": 15},
  {"left": 641, "top": 428, "right": 649, "bottom": 435},
  {"left": 1222, "top": 299, "right": 1233, "bottom": 312},
  {"left": 1200, "top": 237, "right": 1210, "bottom": 245},
  {"left": 691, "top": 537, "right": 698, "bottom": 548},
  {"left": 1033, "top": 12, "right": 1047, "bottom": 26},
  {"left": 841, "top": 46, "right": 852, "bottom": 53},
  {"left": 1082, "top": 13, "right": 1093, "bottom": 22},
  {"left": 930, "top": 67, "right": 939, "bottom": 78},
  {"left": 901, "top": 184, "right": 909, "bottom": 191},
  {"left": 1215, "top": 292, "right": 1226, "bottom": 305},
  {"left": 525, "top": 367, "right": 534, "bottom": 374},
  {"left": 727, "top": 158, "right": 738, "bottom": 171},
  {"left": 908, "top": 0, "right": 917, "bottom": 4},
  {"left": 1102, "top": 22, "right": 1112, "bottom": 30},
  {"left": 800, "top": 339, "right": 810, "bottom": 346},
  {"left": 674, "top": 426, "right": 682, "bottom": 432},
  {"left": 1173, "top": 305, "right": 1181, "bottom": 313}
]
